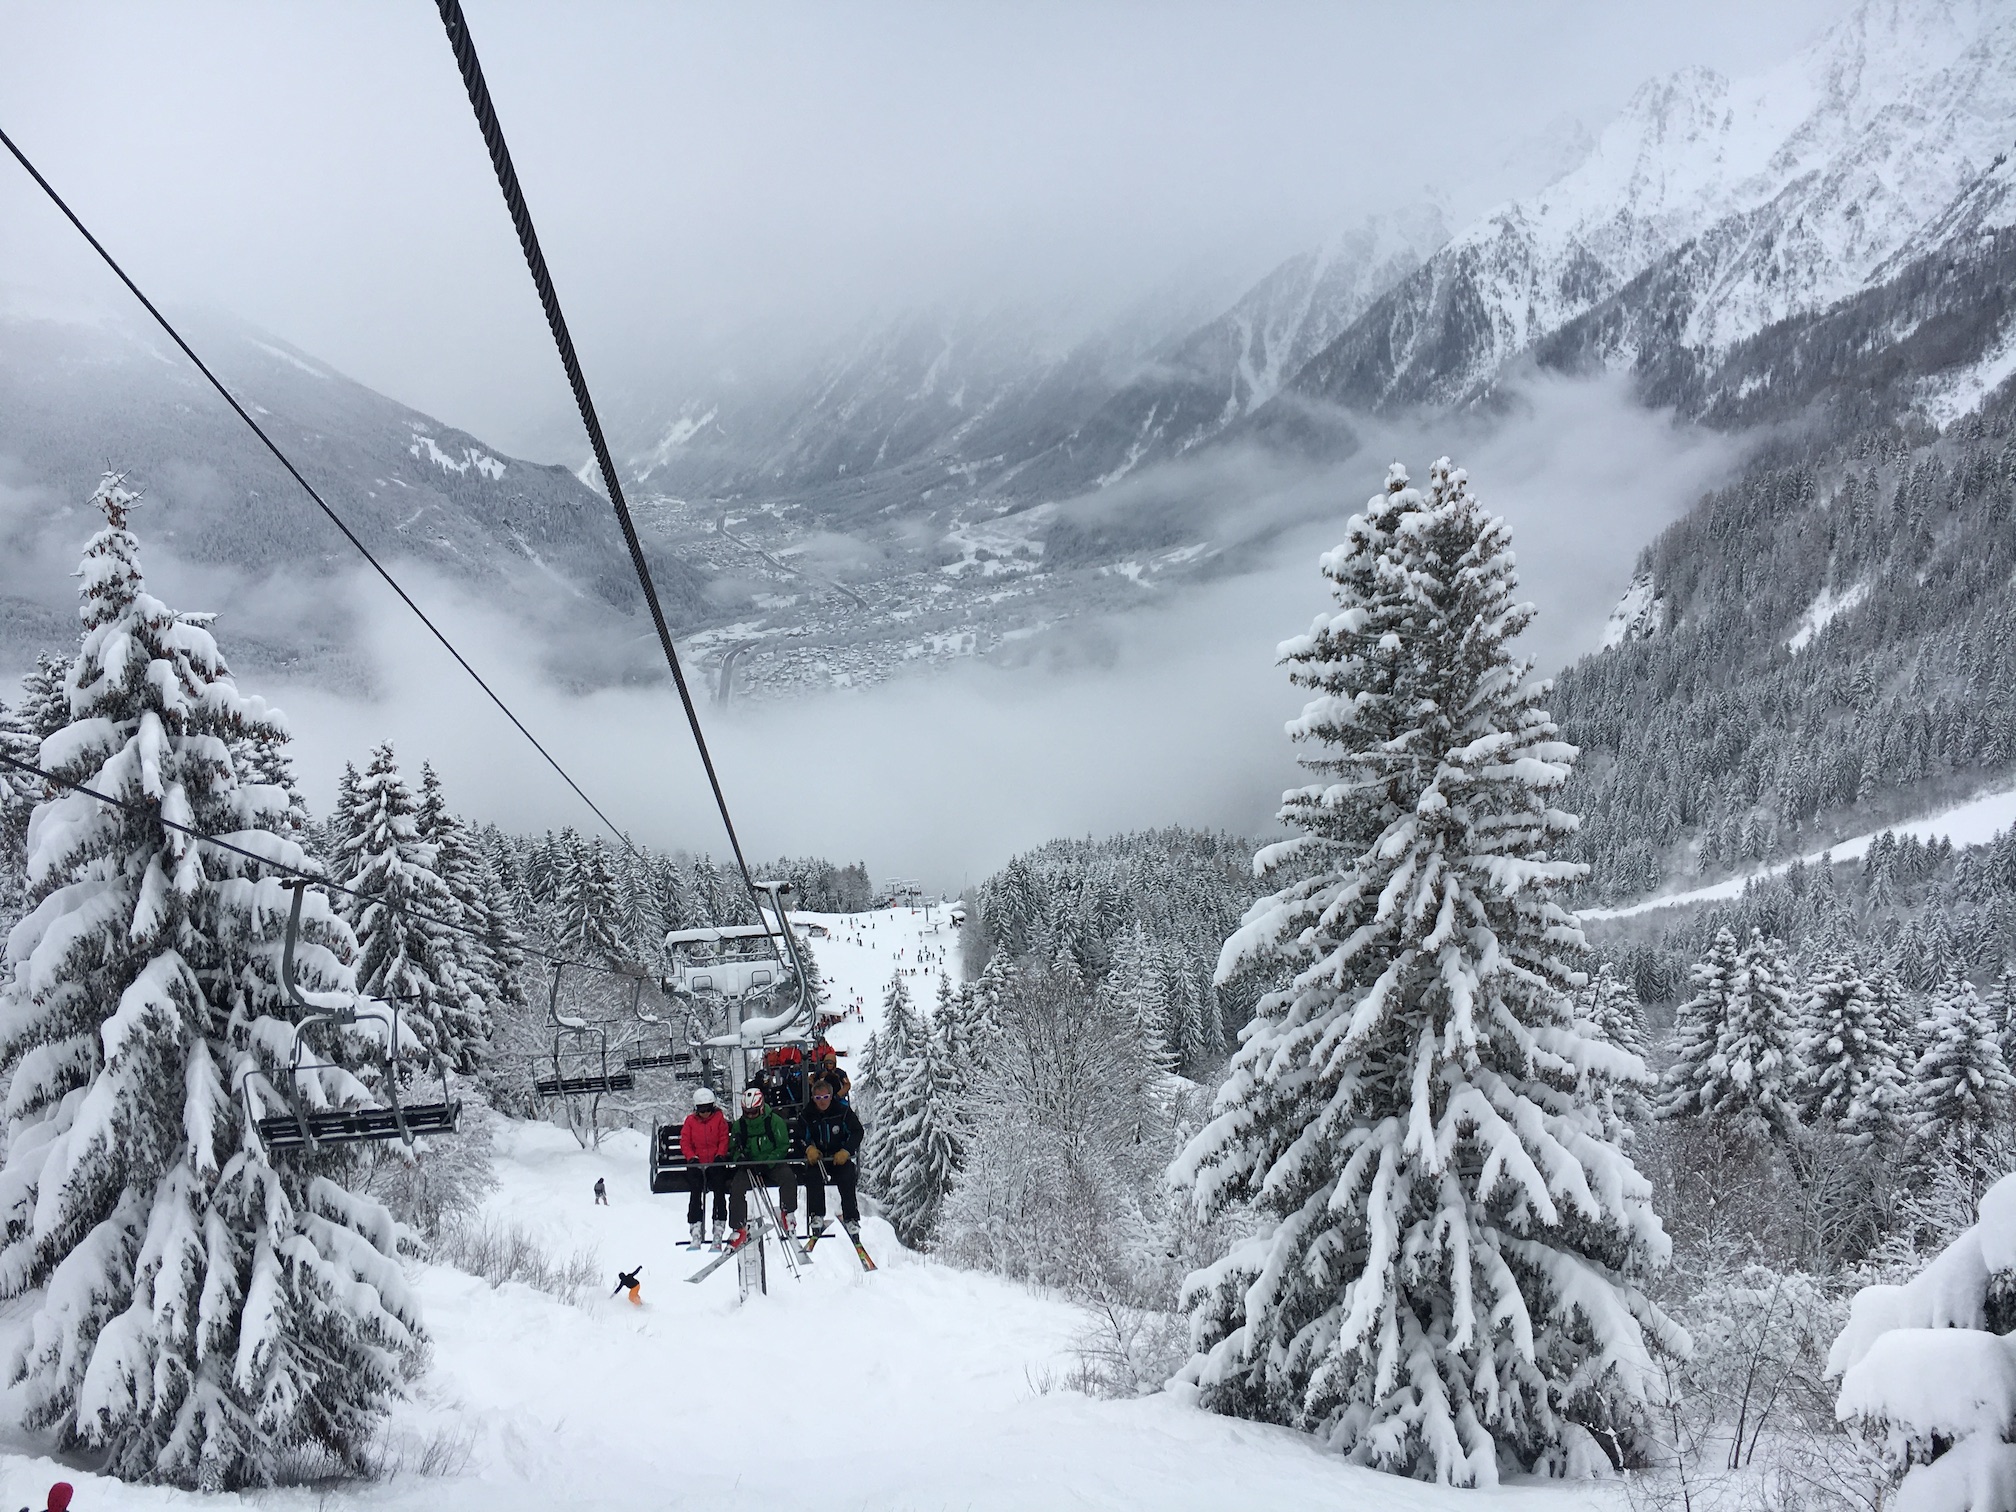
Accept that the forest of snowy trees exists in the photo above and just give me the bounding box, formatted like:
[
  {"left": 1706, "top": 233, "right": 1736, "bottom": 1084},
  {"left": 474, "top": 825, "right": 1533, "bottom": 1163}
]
[{"left": 1557, "top": 389, "right": 2016, "bottom": 903}]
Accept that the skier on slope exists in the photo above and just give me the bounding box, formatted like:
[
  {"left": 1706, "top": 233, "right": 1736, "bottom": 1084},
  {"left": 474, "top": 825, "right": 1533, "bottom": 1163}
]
[
  {"left": 800, "top": 1075, "right": 865, "bottom": 1237},
  {"left": 18, "top": 1483, "right": 72, "bottom": 1512},
  {"left": 614, "top": 1265, "right": 643, "bottom": 1305},
  {"left": 681, "top": 1087, "right": 732, "bottom": 1244},
  {"left": 728, "top": 1084, "right": 799, "bottom": 1240}
]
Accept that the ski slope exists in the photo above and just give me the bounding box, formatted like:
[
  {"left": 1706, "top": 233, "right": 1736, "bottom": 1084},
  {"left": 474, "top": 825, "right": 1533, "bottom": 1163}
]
[
  {"left": 793, "top": 901, "right": 961, "bottom": 1058},
  {"left": 0, "top": 906, "right": 1619, "bottom": 1510},
  {"left": 1580, "top": 786, "right": 2016, "bottom": 921}
]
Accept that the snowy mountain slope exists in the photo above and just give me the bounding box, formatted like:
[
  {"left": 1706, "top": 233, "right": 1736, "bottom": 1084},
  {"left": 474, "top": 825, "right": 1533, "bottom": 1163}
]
[
  {"left": 1003, "top": 210, "right": 1448, "bottom": 496},
  {"left": 1260, "top": 0, "right": 2016, "bottom": 427},
  {"left": 1580, "top": 785, "right": 2016, "bottom": 921},
  {"left": 617, "top": 296, "right": 1214, "bottom": 515},
  {"left": 0, "top": 306, "right": 715, "bottom": 681}
]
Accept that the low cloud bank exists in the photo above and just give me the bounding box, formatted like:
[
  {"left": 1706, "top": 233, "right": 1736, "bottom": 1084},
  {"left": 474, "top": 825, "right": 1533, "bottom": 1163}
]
[{"left": 256, "top": 377, "right": 1750, "bottom": 891}]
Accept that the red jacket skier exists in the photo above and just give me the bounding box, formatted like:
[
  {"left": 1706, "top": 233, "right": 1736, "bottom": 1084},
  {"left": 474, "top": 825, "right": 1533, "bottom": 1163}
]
[{"left": 680, "top": 1088, "right": 732, "bottom": 1243}]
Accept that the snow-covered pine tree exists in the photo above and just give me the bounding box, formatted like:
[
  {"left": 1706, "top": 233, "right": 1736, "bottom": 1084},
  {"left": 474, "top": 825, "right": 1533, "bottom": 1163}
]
[
  {"left": 324, "top": 761, "right": 362, "bottom": 869},
  {"left": 1175, "top": 459, "right": 1679, "bottom": 1483},
  {"left": 0, "top": 475, "right": 416, "bottom": 1487},
  {"left": 860, "top": 972, "right": 921, "bottom": 1200},
  {"left": 1798, "top": 953, "right": 1902, "bottom": 1145},
  {"left": 931, "top": 973, "right": 973, "bottom": 1102},
  {"left": 1832, "top": 1172, "right": 2016, "bottom": 1512},
  {"left": 1909, "top": 969, "right": 2013, "bottom": 1188},
  {"left": 415, "top": 764, "right": 496, "bottom": 1069},
  {"left": 1578, "top": 964, "right": 1652, "bottom": 1131},
  {"left": 551, "top": 830, "right": 625, "bottom": 964},
  {"left": 17, "top": 651, "right": 72, "bottom": 740},
  {"left": 1990, "top": 961, "right": 2016, "bottom": 1069},
  {"left": 335, "top": 744, "right": 463, "bottom": 1068},
  {"left": 883, "top": 1015, "right": 959, "bottom": 1249},
  {"left": 1101, "top": 925, "right": 1176, "bottom": 1073},
  {"left": 1709, "top": 930, "right": 1802, "bottom": 1142},
  {"left": 1657, "top": 927, "right": 1743, "bottom": 1124},
  {"left": 1869, "top": 958, "right": 1919, "bottom": 1069}
]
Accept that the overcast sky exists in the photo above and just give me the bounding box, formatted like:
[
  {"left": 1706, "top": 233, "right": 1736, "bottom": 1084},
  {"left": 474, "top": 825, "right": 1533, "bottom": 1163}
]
[{"left": 5, "top": 0, "right": 1853, "bottom": 460}]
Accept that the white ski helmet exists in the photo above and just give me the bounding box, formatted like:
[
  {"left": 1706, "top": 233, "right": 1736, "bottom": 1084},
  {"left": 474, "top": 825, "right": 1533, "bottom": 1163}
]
[{"left": 693, "top": 1087, "right": 717, "bottom": 1110}]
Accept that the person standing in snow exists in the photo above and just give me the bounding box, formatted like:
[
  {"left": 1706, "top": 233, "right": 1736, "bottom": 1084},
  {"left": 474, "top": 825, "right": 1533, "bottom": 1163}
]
[
  {"left": 800, "top": 1075, "right": 865, "bottom": 1235},
  {"left": 593, "top": 1177, "right": 608, "bottom": 1206},
  {"left": 728, "top": 1084, "right": 798, "bottom": 1238},
  {"left": 681, "top": 1087, "right": 732, "bottom": 1243}
]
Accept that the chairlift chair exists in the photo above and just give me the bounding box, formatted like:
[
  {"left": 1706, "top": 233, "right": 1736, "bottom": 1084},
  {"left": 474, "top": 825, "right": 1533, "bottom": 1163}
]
[
  {"left": 247, "top": 880, "right": 463, "bottom": 1153},
  {"left": 534, "top": 964, "right": 636, "bottom": 1098}
]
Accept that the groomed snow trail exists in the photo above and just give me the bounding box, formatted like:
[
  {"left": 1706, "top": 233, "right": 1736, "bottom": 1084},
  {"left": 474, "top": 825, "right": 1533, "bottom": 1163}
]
[
  {"left": 1581, "top": 786, "right": 2016, "bottom": 921},
  {"left": 0, "top": 908, "right": 1619, "bottom": 1511}
]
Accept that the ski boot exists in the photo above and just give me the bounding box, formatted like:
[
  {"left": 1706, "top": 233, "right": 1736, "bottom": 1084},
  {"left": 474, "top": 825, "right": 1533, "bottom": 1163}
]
[
  {"left": 779, "top": 1211, "right": 795, "bottom": 1238},
  {"left": 809, "top": 1216, "right": 830, "bottom": 1238},
  {"left": 689, "top": 1222, "right": 705, "bottom": 1247}
]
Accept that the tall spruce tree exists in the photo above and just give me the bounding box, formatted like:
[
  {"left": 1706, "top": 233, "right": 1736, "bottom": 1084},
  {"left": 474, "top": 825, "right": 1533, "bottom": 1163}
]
[
  {"left": 1657, "top": 927, "right": 1744, "bottom": 1123},
  {"left": 861, "top": 972, "right": 921, "bottom": 1200},
  {"left": 0, "top": 476, "right": 416, "bottom": 1487},
  {"left": 414, "top": 764, "right": 497, "bottom": 1070},
  {"left": 1910, "top": 969, "right": 2013, "bottom": 1186},
  {"left": 335, "top": 745, "right": 463, "bottom": 1068},
  {"left": 1175, "top": 460, "right": 1678, "bottom": 1483},
  {"left": 884, "top": 1016, "right": 959, "bottom": 1249},
  {"left": 1797, "top": 953, "right": 1901, "bottom": 1145},
  {"left": 1580, "top": 964, "right": 1652, "bottom": 1131},
  {"left": 1711, "top": 931, "right": 1802, "bottom": 1142},
  {"left": 552, "top": 830, "right": 625, "bottom": 964}
]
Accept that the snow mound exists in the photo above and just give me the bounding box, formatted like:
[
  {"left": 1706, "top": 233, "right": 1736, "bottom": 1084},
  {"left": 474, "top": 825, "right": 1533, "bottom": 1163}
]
[{"left": 1832, "top": 1173, "right": 2016, "bottom": 1512}]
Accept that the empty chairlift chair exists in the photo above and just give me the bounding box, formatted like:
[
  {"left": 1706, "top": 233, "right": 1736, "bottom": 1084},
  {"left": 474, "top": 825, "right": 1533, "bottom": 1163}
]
[{"left": 247, "top": 879, "right": 462, "bottom": 1153}]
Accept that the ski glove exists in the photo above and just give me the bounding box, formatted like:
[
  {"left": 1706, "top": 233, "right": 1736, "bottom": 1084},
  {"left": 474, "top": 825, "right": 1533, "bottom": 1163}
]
[
  {"left": 833, "top": 1149, "right": 850, "bottom": 1165},
  {"left": 805, "top": 1146, "right": 823, "bottom": 1163}
]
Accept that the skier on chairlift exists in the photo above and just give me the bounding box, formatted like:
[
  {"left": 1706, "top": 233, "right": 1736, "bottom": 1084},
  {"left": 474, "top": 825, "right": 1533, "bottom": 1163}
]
[
  {"left": 800, "top": 1074, "right": 864, "bottom": 1238},
  {"left": 681, "top": 1087, "right": 731, "bottom": 1244},
  {"left": 727, "top": 1083, "right": 798, "bottom": 1242}
]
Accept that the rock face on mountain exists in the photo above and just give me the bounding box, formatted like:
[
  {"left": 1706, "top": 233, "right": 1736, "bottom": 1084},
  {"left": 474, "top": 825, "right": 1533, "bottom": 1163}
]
[{"left": 1260, "top": 0, "right": 2016, "bottom": 434}]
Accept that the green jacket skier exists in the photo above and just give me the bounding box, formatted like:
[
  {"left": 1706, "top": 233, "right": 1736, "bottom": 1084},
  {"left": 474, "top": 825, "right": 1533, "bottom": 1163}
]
[
  {"left": 727, "top": 1085, "right": 799, "bottom": 1236},
  {"left": 730, "top": 1092, "right": 791, "bottom": 1163}
]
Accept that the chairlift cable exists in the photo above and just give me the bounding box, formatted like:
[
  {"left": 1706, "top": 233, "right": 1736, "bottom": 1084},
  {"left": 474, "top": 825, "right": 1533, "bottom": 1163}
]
[
  {"left": 0, "top": 748, "right": 628, "bottom": 983},
  {"left": 431, "top": 0, "right": 771, "bottom": 926},
  {"left": 0, "top": 123, "right": 644, "bottom": 863}
]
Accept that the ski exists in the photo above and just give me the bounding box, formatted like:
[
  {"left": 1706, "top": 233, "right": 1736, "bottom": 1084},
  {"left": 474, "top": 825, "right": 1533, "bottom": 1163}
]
[
  {"left": 687, "top": 1233, "right": 748, "bottom": 1282},
  {"left": 847, "top": 1230, "right": 877, "bottom": 1272}
]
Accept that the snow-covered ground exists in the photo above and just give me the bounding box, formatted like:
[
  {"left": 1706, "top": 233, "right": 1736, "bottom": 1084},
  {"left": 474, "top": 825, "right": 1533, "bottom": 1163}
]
[{"left": 1581, "top": 786, "right": 2016, "bottom": 921}]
